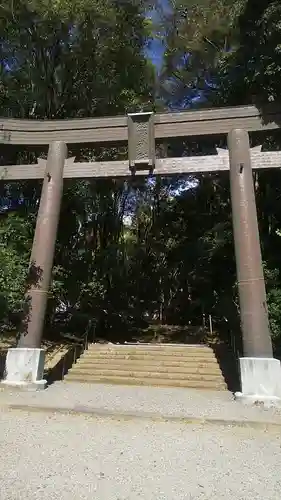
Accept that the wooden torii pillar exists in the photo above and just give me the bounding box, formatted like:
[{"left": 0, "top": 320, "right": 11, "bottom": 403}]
[
  {"left": 228, "top": 129, "right": 281, "bottom": 404},
  {"left": 3, "top": 141, "right": 67, "bottom": 390}
]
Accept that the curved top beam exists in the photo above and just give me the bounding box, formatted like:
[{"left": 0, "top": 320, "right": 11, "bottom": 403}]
[{"left": 0, "top": 105, "right": 280, "bottom": 145}]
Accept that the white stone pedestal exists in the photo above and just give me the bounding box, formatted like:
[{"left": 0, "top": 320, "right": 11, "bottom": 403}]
[
  {"left": 235, "top": 357, "right": 281, "bottom": 407},
  {"left": 1, "top": 348, "right": 47, "bottom": 391}
]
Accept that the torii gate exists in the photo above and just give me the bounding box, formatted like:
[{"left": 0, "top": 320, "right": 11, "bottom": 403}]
[{"left": 1, "top": 105, "right": 281, "bottom": 405}]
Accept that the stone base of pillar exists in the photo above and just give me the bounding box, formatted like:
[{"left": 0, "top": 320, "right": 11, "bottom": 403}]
[
  {"left": 235, "top": 357, "right": 281, "bottom": 407},
  {"left": 1, "top": 348, "right": 47, "bottom": 391}
]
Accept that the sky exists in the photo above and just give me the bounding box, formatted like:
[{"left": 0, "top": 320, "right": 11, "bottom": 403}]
[
  {"left": 147, "top": 38, "right": 165, "bottom": 71},
  {"left": 145, "top": 2, "right": 169, "bottom": 71},
  {"left": 144, "top": 3, "right": 207, "bottom": 109},
  {"left": 0, "top": 0, "right": 194, "bottom": 214}
]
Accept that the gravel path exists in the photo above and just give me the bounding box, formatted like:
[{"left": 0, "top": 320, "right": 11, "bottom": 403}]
[
  {"left": 0, "top": 408, "right": 281, "bottom": 500},
  {"left": 1, "top": 381, "right": 281, "bottom": 425}
]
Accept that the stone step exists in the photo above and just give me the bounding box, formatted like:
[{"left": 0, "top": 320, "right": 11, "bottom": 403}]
[
  {"left": 64, "top": 343, "right": 227, "bottom": 391},
  {"left": 84, "top": 353, "right": 217, "bottom": 360},
  {"left": 66, "top": 367, "right": 224, "bottom": 381},
  {"left": 78, "top": 356, "right": 219, "bottom": 366},
  {"left": 84, "top": 350, "right": 216, "bottom": 361},
  {"left": 74, "top": 361, "right": 222, "bottom": 375},
  {"left": 88, "top": 343, "right": 213, "bottom": 351},
  {"left": 81, "top": 353, "right": 218, "bottom": 366},
  {"left": 87, "top": 344, "right": 215, "bottom": 355},
  {"left": 64, "top": 373, "right": 227, "bottom": 390}
]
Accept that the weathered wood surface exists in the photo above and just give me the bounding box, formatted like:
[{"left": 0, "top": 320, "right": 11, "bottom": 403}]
[
  {"left": 1, "top": 148, "right": 280, "bottom": 180},
  {"left": 0, "top": 105, "right": 280, "bottom": 145}
]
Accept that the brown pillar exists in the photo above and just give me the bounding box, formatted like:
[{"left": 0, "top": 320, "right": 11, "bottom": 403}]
[
  {"left": 228, "top": 129, "right": 273, "bottom": 358},
  {"left": 18, "top": 141, "right": 67, "bottom": 348}
]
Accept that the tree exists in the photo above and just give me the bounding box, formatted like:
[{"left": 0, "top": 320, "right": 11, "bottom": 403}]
[
  {"left": 0, "top": 0, "right": 155, "bottom": 118},
  {"left": 157, "top": 0, "right": 281, "bottom": 351},
  {"left": 2, "top": 0, "right": 281, "bottom": 355},
  {"left": 157, "top": 0, "right": 244, "bottom": 108},
  {"left": 215, "top": 0, "right": 281, "bottom": 107},
  {"left": 0, "top": 0, "right": 156, "bottom": 338}
]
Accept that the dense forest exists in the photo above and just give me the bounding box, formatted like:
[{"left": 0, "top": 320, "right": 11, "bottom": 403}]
[{"left": 1, "top": 0, "right": 281, "bottom": 355}]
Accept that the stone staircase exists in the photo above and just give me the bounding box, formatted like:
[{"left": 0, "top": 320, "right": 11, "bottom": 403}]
[{"left": 64, "top": 343, "right": 227, "bottom": 390}]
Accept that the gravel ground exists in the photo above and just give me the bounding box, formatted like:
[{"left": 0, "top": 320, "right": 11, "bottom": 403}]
[
  {"left": 0, "top": 408, "right": 280, "bottom": 500},
  {"left": 1, "top": 381, "right": 281, "bottom": 424}
]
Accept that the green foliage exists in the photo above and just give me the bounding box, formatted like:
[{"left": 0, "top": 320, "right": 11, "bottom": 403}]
[
  {"left": 156, "top": 0, "right": 281, "bottom": 353},
  {"left": 2, "top": 0, "right": 281, "bottom": 358},
  {"left": 0, "top": 0, "right": 155, "bottom": 339},
  {"left": 158, "top": 0, "right": 244, "bottom": 107},
  {"left": 0, "top": 0, "right": 155, "bottom": 118},
  {"left": 216, "top": 0, "right": 281, "bottom": 107},
  {"left": 264, "top": 266, "right": 281, "bottom": 346},
  {"left": 0, "top": 214, "right": 31, "bottom": 328}
]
